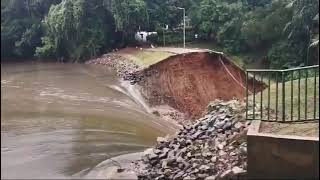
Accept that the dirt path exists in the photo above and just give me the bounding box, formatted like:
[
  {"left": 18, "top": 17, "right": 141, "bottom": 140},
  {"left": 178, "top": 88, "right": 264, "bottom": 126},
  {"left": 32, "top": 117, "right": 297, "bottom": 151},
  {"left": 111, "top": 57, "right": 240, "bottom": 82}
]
[
  {"left": 145, "top": 47, "right": 208, "bottom": 54},
  {"left": 111, "top": 47, "right": 210, "bottom": 67}
]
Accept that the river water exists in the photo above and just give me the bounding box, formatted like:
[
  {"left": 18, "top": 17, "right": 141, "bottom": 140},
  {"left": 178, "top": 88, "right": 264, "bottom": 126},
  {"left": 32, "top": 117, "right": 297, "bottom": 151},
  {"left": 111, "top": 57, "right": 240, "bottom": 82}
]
[{"left": 1, "top": 62, "right": 176, "bottom": 179}]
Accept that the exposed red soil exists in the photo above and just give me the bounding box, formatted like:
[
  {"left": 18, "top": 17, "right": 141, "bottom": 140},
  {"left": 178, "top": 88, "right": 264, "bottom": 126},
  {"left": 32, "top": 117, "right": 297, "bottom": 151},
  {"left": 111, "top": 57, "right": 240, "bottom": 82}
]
[{"left": 137, "top": 52, "right": 265, "bottom": 119}]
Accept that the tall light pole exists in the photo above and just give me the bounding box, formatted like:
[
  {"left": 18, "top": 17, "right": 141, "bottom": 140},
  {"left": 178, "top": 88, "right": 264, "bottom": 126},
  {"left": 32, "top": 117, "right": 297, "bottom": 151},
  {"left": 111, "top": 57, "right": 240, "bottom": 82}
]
[
  {"left": 163, "top": 24, "right": 168, "bottom": 47},
  {"left": 177, "top": 7, "right": 185, "bottom": 48}
]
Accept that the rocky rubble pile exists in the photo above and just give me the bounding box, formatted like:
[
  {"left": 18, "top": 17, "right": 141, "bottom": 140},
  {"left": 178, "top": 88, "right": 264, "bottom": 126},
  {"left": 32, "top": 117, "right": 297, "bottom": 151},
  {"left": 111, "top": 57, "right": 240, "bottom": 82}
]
[
  {"left": 151, "top": 105, "right": 191, "bottom": 126},
  {"left": 86, "top": 53, "right": 142, "bottom": 84},
  {"left": 133, "top": 99, "right": 249, "bottom": 180}
]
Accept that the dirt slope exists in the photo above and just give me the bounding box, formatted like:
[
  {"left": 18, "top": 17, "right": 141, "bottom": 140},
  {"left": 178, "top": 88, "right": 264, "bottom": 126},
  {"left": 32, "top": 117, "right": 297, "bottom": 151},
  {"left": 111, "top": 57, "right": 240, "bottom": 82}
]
[{"left": 137, "top": 52, "right": 265, "bottom": 118}]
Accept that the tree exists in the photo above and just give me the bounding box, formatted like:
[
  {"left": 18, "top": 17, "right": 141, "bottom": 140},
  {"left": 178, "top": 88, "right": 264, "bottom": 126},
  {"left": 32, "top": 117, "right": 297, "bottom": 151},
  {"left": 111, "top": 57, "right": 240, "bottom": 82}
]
[
  {"left": 35, "top": 0, "right": 115, "bottom": 62},
  {"left": 145, "top": 0, "right": 191, "bottom": 31},
  {"left": 283, "top": 0, "right": 319, "bottom": 65},
  {"left": 1, "top": 0, "right": 61, "bottom": 59},
  {"left": 1, "top": 0, "right": 319, "bottom": 67},
  {"left": 111, "top": 0, "right": 148, "bottom": 45},
  {"left": 241, "top": 0, "right": 292, "bottom": 49},
  {"left": 196, "top": 0, "right": 247, "bottom": 53}
]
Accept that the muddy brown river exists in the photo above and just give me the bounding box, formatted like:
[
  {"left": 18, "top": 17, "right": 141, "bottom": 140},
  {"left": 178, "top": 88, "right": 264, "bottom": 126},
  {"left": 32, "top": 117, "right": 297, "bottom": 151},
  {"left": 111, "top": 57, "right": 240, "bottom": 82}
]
[{"left": 1, "top": 62, "right": 176, "bottom": 179}]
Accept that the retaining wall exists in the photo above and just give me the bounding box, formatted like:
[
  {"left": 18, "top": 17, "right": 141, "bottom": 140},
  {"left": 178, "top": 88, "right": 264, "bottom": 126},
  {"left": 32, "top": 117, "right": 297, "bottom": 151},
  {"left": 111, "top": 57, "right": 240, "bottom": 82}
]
[{"left": 247, "top": 120, "right": 319, "bottom": 179}]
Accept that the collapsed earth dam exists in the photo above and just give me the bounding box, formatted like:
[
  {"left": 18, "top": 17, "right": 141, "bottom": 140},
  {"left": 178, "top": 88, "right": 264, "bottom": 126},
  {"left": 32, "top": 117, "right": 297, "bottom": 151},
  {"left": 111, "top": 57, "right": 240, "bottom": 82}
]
[{"left": 137, "top": 51, "right": 265, "bottom": 118}]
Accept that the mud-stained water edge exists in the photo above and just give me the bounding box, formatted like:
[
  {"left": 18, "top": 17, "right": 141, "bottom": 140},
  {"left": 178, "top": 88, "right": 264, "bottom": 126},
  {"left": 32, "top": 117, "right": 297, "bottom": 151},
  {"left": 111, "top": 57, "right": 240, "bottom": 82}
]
[{"left": 1, "top": 62, "right": 177, "bottom": 179}]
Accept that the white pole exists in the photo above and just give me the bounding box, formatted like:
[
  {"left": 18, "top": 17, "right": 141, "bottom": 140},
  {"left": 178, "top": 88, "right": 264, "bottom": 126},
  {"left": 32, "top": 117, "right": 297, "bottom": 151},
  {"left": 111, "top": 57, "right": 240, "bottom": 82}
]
[
  {"left": 177, "top": 7, "right": 186, "bottom": 48},
  {"left": 163, "top": 28, "right": 165, "bottom": 47}
]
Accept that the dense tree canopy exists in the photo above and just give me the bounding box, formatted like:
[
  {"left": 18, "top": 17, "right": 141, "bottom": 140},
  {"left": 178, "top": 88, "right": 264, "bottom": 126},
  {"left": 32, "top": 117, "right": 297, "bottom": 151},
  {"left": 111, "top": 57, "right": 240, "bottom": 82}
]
[
  {"left": 1, "top": 0, "right": 61, "bottom": 58},
  {"left": 111, "top": 0, "right": 148, "bottom": 45},
  {"left": 1, "top": 0, "right": 319, "bottom": 66},
  {"left": 35, "top": 0, "right": 115, "bottom": 61},
  {"left": 192, "top": 0, "right": 318, "bottom": 68}
]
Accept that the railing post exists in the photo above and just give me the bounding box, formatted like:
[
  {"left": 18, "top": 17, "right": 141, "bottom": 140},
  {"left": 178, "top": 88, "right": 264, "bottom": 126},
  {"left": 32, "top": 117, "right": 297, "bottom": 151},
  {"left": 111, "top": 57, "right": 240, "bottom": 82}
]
[
  {"left": 282, "top": 71, "right": 286, "bottom": 121},
  {"left": 268, "top": 73, "right": 271, "bottom": 121},
  {"left": 314, "top": 68, "right": 317, "bottom": 121},
  {"left": 260, "top": 73, "right": 263, "bottom": 120},
  {"left": 246, "top": 71, "right": 248, "bottom": 120},
  {"left": 253, "top": 73, "right": 256, "bottom": 120},
  {"left": 305, "top": 70, "right": 308, "bottom": 120},
  {"left": 275, "top": 73, "right": 278, "bottom": 121},
  {"left": 291, "top": 71, "right": 294, "bottom": 121},
  {"left": 298, "top": 69, "right": 301, "bottom": 121}
]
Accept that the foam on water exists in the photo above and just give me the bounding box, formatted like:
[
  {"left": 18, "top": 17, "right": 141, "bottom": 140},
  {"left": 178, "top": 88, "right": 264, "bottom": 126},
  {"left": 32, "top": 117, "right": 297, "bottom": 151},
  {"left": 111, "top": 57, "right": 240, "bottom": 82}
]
[
  {"left": 109, "top": 80, "right": 151, "bottom": 113},
  {"left": 120, "top": 80, "right": 151, "bottom": 113}
]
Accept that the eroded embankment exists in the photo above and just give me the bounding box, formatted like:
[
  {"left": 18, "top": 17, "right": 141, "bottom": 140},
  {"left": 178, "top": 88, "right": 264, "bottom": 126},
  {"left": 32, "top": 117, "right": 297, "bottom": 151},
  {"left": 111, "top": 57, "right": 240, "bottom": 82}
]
[{"left": 137, "top": 52, "right": 265, "bottom": 119}]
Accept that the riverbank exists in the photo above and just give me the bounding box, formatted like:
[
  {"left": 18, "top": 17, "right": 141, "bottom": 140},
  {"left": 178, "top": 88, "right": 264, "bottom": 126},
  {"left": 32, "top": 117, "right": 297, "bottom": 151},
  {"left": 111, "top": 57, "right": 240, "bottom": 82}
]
[
  {"left": 84, "top": 47, "right": 263, "bottom": 179},
  {"left": 133, "top": 99, "right": 249, "bottom": 179},
  {"left": 87, "top": 99, "right": 249, "bottom": 179}
]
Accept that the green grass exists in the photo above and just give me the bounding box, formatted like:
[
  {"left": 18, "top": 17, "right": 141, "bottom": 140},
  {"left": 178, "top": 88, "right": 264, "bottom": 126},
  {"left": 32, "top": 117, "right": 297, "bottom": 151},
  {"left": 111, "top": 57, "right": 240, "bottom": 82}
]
[
  {"left": 183, "top": 41, "right": 268, "bottom": 69},
  {"left": 184, "top": 42, "right": 224, "bottom": 51},
  {"left": 122, "top": 51, "right": 174, "bottom": 67},
  {"left": 249, "top": 76, "right": 319, "bottom": 121}
]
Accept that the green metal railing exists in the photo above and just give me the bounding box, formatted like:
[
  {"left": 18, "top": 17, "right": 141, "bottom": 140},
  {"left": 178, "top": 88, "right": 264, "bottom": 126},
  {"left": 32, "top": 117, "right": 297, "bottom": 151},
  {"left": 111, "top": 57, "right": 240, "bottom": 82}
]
[{"left": 246, "top": 65, "right": 319, "bottom": 122}]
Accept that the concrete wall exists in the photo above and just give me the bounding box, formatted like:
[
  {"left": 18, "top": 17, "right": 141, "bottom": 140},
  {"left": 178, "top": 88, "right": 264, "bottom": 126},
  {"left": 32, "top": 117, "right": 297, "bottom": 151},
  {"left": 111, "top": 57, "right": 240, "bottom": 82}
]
[{"left": 247, "top": 120, "right": 319, "bottom": 179}]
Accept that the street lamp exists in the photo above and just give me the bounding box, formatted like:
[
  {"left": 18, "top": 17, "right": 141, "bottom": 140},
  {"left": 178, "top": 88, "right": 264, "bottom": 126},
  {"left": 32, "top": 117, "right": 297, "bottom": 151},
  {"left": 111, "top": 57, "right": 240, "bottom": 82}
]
[{"left": 176, "top": 7, "right": 185, "bottom": 48}]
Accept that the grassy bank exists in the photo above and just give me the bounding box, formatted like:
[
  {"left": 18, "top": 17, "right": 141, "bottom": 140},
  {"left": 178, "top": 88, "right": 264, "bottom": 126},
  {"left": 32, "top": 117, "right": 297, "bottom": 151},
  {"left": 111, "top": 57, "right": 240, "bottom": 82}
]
[
  {"left": 119, "top": 50, "right": 174, "bottom": 67},
  {"left": 249, "top": 76, "right": 319, "bottom": 121}
]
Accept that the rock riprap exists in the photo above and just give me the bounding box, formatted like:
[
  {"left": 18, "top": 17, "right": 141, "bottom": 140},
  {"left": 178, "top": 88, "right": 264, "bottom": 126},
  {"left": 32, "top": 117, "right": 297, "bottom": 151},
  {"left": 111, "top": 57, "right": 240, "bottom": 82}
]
[
  {"left": 86, "top": 53, "right": 142, "bottom": 84},
  {"left": 133, "top": 99, "right": 249, "bottom": 180}
]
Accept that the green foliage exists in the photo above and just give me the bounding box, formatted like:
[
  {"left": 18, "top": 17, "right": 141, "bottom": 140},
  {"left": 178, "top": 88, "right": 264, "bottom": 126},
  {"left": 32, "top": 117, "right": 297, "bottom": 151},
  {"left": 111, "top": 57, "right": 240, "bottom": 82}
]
[
  {"left": 246, "top": 0, "right": 271, "bottom": 7},
  {"left": 267, "top": 41, "right": 302, "bottom": 69},
  {"left": 241, "top": 0, "right": 292, "bottom": 49},
  {"left": 196, "top": 0, "right": 248, "bottom": 53},
  {"left": 263, "top": 0, "right": 319, "bottom": 69},
  {"left": 198, "top": 0, "right": 245, "bottom": 38},
  {"left": 35, "top": 36, "right": 56, "bottom": 58},
  {"left": 194, "top": 0, "right": 318, "bottom": 68},
  {"left": 15, "top": 23, "right": 43, "bottom": 57},
  {"left": 1, "top": 0, "right": 319, "bottom": 67},
  {"left": 282, "top": 0, "right": 319, "bottom": 65},
  {"left": 36, "top": 0, "right": 115, "bottom": 62},
  {"left": 1, "top": 0, "right": 61, "bottom": 59},
  {"left": 283, "top": 0, "right": 319, "bottom": 41},
  {"left": 145, "top": 0, "right": 188, "bottom": 31},
  {"left": 217, "top": 16, "right": 245, "bottom": 53},
  {"left": 111, "top": 0, "right": 148, "bottom": 44}
]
